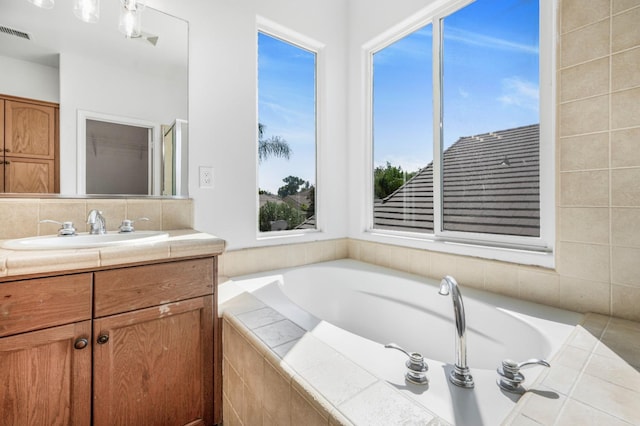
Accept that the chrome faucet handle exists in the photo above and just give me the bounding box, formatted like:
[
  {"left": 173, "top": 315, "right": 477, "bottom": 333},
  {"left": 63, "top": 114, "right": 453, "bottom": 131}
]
[
  {"left": 118, "top": 217, "right": 149, "bottom": 233},
  {"left": 497, "top": 358, "right": 550, "bottom": 393},
  {"left": 40, "top": 219, "right": 77, "bottom": 236},
  {"left": 385, "top": 343, "right": 429, "bottom": 385}
]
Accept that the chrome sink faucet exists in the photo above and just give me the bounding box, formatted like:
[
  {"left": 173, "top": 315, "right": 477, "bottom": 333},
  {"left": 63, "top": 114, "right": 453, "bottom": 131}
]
[
  {"left": 439, "top": 275, "right": 474, "bottom": 388},
  {"left": 87, "top": 209, "right": 106, "bottom": 235}
]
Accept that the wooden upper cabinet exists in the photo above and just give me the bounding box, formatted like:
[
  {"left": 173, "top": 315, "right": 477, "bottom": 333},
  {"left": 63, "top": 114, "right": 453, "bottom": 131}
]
[
  {"left": 0, "top": 100, "right": 4, "bottom": 150},
  {"left": 1, "top": 95, "right": 59, "bottom": 193},
  {"left": 4, "top": 100, "right": 55, "bottom": 159},
  {"left": 4, "top": 157, "right": 55, "bottom": 193}
]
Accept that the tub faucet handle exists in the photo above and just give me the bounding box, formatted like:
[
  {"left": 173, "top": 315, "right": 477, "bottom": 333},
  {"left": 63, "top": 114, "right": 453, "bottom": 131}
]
[
  {"left": 384, "top": 343, "right": 429, "bottom": 385},
  {"left": 497, "top": 358, "right": 550, "bottom": 393}
]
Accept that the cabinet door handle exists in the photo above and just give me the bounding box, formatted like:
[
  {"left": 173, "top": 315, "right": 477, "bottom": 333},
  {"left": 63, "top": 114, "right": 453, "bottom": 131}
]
[
  {"left": 74, "top": 337, "right": 89, "bottom": 350},
  {"left": 97, "top": 334, "right": 109, "bottom": 345}
]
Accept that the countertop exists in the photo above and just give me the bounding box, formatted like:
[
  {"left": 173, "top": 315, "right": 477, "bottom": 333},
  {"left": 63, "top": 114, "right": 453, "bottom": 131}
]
[{"left": 0, "top": 229, "right": 225, "bottom": 278}]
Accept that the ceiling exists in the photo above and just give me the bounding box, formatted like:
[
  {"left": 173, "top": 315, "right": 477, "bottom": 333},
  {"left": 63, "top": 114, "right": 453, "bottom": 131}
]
[{"left": 0, "top": 0, "right": 188, "bottom": 75}]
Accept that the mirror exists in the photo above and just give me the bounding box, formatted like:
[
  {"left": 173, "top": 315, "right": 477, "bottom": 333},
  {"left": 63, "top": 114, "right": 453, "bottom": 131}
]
[{"left": 0, "top": 0, "right": 188, "bottom": 196}]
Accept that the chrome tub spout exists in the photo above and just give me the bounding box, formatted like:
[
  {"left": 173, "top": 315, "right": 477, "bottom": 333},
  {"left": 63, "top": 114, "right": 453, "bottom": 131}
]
[{"left": 439, "top": 275, "right": 474, "bottom": 388}]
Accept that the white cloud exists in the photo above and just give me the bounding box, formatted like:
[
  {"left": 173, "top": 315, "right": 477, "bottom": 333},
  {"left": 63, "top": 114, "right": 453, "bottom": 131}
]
[
  {"left": 445, "top": 27, "right": 538, "bottom": 55},
  {"left": 498, "top": 77, "right": 539, "bottom": 110}
]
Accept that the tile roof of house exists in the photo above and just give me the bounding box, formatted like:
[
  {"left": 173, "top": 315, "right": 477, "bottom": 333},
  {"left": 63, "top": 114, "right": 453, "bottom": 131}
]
[
  {"left": 295, "top": 215, "right": 316, "bottom": 230},
  {"left": 374, "top": 124, "right": 540, "bottom": 237}
]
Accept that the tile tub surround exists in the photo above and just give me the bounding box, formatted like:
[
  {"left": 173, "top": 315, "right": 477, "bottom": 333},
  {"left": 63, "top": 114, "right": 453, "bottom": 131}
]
[
  {"left": 220, "top": 299, "right": 444, "bottom": 426},
  {"left": 219, "top": 235, "right": 640, "bottom": 322},
  {"left": 506, "top": 313, "right": 640, "bottom": 425},
  {"left": 221, "top": 291, "right": 640, "bottom": 426}
]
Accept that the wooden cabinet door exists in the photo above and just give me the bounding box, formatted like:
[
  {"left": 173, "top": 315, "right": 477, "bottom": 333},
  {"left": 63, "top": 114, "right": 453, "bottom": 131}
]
[
  {"left": 4, "top": 156, "right": 55, "bottom": 193},
  {"left": 1, "top": 100, "right": 4, "bottom": 191},
  {"left": 93, "top": 296, "right": 214, "bottom": 426},
  {"left": 4, "top": 100, "right": 55, "bottom": 159},
  {"left": 0, "top": 99, "right": 4, "bottom": 152},
  {"left": 0, "top": 321, "right": 92, "bottom": 426}
]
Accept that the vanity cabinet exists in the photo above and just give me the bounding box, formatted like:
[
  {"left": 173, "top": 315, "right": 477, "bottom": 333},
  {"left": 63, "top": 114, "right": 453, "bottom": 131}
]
[
  {"left": 0, "top": 274, "right": 93, "bottom": 425},
  {"left": 0, "top": 95, "right": 59, "bottom": 193},
  {"left": 0, "top": 256, "right": 219, "bottom": 426},
  {"left": 92, "top": 259, "right": 215, "bottom": 426}
]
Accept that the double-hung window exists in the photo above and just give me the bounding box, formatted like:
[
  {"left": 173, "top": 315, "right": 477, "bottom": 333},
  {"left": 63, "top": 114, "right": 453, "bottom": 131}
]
[{"left": 370, "top": 0, "right": 552, "bottom": 262}]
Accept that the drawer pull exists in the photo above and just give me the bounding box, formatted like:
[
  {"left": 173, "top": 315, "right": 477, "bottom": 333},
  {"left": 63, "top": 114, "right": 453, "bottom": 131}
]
[
  {"left": 74, "top": 337, "right": 89, "bottom": 350},
  {"left": 97, "top": 334, "right": 110, "bottom": 345}
]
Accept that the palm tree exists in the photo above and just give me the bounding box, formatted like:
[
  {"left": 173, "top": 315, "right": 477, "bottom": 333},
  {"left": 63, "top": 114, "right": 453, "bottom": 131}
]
[{"left": 258, "top": 123, "right": 291, "bottom": 163}]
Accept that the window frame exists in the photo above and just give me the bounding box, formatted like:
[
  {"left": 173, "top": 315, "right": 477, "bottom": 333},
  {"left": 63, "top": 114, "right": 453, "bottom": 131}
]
[
  {"left": 255, "top": 16, "right": 324, "bottom": 240},
  {"left": 364, "top": 0, "right": 556, "bottom": 267}
]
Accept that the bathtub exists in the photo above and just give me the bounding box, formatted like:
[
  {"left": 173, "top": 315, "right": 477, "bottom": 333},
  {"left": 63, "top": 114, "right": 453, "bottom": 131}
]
[{"left": 223, "top": 259, "right": 581, "bottom": 425}]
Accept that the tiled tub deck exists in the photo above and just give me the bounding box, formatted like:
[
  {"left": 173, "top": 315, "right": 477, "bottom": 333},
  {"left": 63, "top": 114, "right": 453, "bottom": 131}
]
[{"left": 221, "top": 291, "right": 640, "bottom": 426}]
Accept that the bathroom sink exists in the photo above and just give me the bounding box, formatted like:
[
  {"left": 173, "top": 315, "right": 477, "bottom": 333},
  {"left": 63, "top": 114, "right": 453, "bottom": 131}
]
[{"left": 2, "top": 231, "right": 169, "bottom": 250}]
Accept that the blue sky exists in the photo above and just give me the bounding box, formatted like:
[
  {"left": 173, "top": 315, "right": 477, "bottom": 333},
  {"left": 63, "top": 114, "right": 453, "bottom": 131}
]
[
  {"left": 258, "top": 32, "right": 316, "bottom": 194},
  {"left": 258, "top": 0, "right": 539, "bottom": 192}
]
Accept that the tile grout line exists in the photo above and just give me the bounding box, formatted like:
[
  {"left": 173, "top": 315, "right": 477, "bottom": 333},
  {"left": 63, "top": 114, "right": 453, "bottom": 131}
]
[
  {"left": 608, "top": 0, "right": 614, "bottom": 318},
  {"left": 552, "top": 315, "right": 613, "bottom": 425}
]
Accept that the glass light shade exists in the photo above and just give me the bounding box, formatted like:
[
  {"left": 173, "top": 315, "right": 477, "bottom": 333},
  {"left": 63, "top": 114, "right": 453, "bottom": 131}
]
[
  {"left": 119, "top": 8, "right": 141, "bottom": 38},
  {"left": 119, "top": 0, "right": 142, "bottom": 38},
  {"left": 27, "top": 0, "right": 55, "bottom": 9},
  {"left": 73, "top": 0, "right": 100, "bottom": 23}
]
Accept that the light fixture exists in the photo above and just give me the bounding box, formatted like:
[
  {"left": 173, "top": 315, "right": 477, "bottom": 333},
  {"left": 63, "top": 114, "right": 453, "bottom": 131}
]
[
  {"left": 73, "top": 0, "right": 100, "bottom": 24},
  {"left": 27, "top": 0, "right": 54, "bottom": 9},
  {"left": 119, "top": 0, "right": 145, "bottom": 38},
  {"left": 28, "top": 0, "right": 100, "bottom": 24}
]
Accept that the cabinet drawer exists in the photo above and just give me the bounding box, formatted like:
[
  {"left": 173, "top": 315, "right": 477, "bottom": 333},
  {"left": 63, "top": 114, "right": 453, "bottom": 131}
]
[
  {"left": 0, "top": 273, "right": 92, "bottom": 337},
  {"left": 94, "top": 258, "right": 214, "bottom": 317}
]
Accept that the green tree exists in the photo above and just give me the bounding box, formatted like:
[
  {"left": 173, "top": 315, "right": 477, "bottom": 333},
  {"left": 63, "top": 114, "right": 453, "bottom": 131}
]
[
  {"left": 277, "top": 176, "right": 307, "bottom": 198},
  {"left": 374, "top": 162, "right": 417, "bottom": 199},
  {"left": 259, "top": 201, "right": 306, "bottom": 232},
  {"left": 306, "top": 186, "right": 315, "bottom": 219},
  {"left": 258, "top": 123, "right": 291, "bottom": 163}
]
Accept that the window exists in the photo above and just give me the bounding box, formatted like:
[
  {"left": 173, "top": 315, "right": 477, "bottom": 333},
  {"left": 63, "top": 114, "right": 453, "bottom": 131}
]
[
  {"left": 371, "top": 0, "right": 547, "bottom": 251},
  {"left": 373, "top": 24, "right": 434, "bottom": 233},
  {"left": 257, "top": 30, "right": 317, "bottom": 233}
]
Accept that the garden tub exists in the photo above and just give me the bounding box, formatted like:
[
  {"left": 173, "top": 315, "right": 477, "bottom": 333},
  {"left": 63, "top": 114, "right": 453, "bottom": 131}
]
[{"left": 223, "top": 259, "right": 581, "bottom": 425}]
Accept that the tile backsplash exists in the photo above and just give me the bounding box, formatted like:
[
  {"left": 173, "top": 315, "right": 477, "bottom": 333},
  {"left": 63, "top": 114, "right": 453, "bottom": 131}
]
[{"left": 0, "top": 197, "right": 193, "bottom": 240}]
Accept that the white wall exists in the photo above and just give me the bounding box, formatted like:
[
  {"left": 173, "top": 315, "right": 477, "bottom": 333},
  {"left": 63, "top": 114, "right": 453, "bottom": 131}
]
[
  {"left": 149, "top": 0, "right": 349, "bottom": 250},
  {"left": 0, "top": 55, "right": 59, "bottom": 102},
  {"left": 59, "top": 52, "right": 187, "bottom": 193}
]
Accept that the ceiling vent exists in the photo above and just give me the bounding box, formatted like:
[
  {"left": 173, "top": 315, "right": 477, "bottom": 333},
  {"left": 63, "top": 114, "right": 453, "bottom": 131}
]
[{"left": 0, "top": 25, "right": 31, "bottom": 40}]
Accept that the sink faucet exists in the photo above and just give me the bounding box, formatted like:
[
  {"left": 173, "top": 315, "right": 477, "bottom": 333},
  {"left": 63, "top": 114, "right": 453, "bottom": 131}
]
[
  {"left": 439, "top": 275, "right": 474, "bottom": 388},
  {"left": 87, "top": 209, "right": 106, "bottom": 235}
]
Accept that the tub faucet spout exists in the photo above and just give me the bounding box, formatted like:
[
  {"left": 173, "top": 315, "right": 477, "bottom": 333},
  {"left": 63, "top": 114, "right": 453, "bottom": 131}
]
[{"left": 439, "top": 275, "right": 474, "bottom": 388}]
